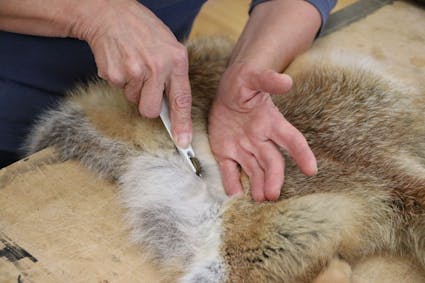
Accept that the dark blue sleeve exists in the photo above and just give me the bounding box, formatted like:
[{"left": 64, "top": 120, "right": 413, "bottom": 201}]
[{"left": 249, "top": 0, "right": 337, "bottom": 35}]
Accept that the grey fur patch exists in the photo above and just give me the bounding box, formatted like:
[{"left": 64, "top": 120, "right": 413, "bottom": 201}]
[
  {"left": 24, "top": 101, "right": 133, "bottom": 180},
  {"left": 119, "top": 154, "right": 226, "bottom": 277}
]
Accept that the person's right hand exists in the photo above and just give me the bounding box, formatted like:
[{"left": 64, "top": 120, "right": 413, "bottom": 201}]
[{"left": 72, "top": 0, "right": 193, "bottom": 147}]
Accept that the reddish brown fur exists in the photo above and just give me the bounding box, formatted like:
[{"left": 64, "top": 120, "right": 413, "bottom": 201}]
[
  {"left": 194, "top": 40, "right": 425, "bottom": 282},
  {"left": 26, "top": 37, "right": 425, "bottom": 282}
]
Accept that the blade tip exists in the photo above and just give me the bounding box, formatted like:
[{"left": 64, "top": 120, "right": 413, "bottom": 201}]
[{"left": 190, "top": 157, "right": 202, "bottom": 176}]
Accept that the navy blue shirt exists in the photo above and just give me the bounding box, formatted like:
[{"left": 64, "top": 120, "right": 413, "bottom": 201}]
[
  {"left": 0, "top": 0, "right": 335, "bottom": 157},
  {"left": 0, "top": 0, "right": 206, "bottom": 154}
]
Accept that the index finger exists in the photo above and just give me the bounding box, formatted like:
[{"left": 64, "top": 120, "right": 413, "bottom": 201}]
[
  {"left": 166, "top": 69, "right": 193, "bottom": 148},
  {"left": 271, "top": 116, "right": 317, "bottom": 177}
]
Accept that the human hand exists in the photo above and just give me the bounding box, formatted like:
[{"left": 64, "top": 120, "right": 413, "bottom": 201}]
[
  {"left": 72, "top": 0, "right": 192, "bottom": 147},
  {"left": 208, "top": 63, "right": 317, "bottom": 201}
]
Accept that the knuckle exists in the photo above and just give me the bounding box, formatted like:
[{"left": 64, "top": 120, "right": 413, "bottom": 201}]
[
  {"left": 107, "top": 71, "right": 126, "bottom": 87},
  {"left": 172, "top": 45, "right": 189, "bottom": 73},
  {"left": 148, "top": 57, "right": 166, "bottom": 75},
  {"left": 126, "top": 61, "right": 144, "bottom": 79}
]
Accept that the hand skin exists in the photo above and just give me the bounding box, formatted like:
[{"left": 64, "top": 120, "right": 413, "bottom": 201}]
[
  {"left": 0, "top": 0, "right": 192, "bottom": 147},
  {"left": 208, "top": 0, "right": 321, "bottom": 202}
]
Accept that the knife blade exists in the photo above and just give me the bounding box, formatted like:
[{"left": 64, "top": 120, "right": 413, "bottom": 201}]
[{"left": 159, "top": 98, "right": 202, "bottom": 176}]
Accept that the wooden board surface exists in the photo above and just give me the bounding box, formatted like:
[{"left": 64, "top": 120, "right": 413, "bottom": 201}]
[
  {"left": 1, "top": 1, "right": 425, "bottom": 282},
  {"left": 0, "top": 148, "right": 161, "bottom": 282}
]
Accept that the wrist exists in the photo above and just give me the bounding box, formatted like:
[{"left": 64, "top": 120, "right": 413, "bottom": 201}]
[
  {"left": 66, "top": 0, "right": 107, "bottom": 41},
  {"left": 230, "top": 0, "right": 321, "bottom": 72},
  {"left": 66, "top": 0, "right": 133, "bottom": 41},
  {"left": 0, "top": 0, "right": 92, "bottom": 38}
]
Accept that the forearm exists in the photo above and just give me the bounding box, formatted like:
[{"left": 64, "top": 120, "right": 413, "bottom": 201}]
[
  {"left": 0, "top": 0, "right": 143, "bottom": 41},
  {"left": 230, "top": 0, "right": 322, "bottom": 72},
  {"left": 0, "top": 0, "right": 82, "bottom": 37}
]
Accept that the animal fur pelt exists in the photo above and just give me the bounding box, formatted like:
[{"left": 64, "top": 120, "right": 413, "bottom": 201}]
[{"left": 25, "top": 37, "right": 425, "bottom": 283}]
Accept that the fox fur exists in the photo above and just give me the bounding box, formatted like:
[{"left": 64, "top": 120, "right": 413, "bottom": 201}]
[{"left": 25, "top": 37, "right": 425, "bottom": 283}]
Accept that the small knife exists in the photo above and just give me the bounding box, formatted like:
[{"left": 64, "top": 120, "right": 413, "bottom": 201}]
[{"left": 159, "top": 98, "right": 202, "bottom": 176}]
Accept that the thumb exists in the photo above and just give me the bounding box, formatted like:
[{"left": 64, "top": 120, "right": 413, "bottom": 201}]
[{"left": 252, "top": 70, "right": 293, "bottom": 95}]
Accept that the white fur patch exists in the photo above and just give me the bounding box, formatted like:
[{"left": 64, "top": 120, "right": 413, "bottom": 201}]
[{"left": 119, "top": 151, "right": 228, "bottom": 281}]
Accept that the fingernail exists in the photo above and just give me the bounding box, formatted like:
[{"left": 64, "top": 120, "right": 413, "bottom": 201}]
[
  {"left": 176, "top": 133, "right": 191, "bottom": 148},
  {"left": 282, "top": 74, "right": 293, "bottom": 89},
  {"left": 231, "top": 193, "right": 244, "bottom": 200},
  {"left": 281, "top": 73, "right": 292, "bottom": 81},
  {"left": 230, "top": 191, "right": 244, "bottom": 197},
  {"left": 312, "top": 162, "right": 318, "bottom": 175}
]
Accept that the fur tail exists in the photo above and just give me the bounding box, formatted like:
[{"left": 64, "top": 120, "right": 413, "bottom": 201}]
[{"left": 24, "top": 100, "right": 134, "bottom": 180}]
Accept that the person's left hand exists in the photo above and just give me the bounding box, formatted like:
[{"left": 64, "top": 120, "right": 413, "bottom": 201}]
[{"left": 208, "top": 62, "right": 317, "bottom": 202}]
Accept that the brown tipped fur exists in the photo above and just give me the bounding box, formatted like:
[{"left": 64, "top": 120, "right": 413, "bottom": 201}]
[
  {"left": 26, "top": 37, "right": 425, "bottom": 282},
  {"left": 220, "top": 48, "right": 425, "bottom": 282}
]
